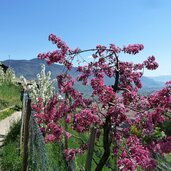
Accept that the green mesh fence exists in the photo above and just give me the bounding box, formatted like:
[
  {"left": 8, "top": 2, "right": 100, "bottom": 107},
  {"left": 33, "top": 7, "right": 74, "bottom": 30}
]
[
  {"left": 29, "top": 111, "right": 48, "bottom": 171},
  {"left": 29, "top": 111, "right": 70, "bottom": 171}
]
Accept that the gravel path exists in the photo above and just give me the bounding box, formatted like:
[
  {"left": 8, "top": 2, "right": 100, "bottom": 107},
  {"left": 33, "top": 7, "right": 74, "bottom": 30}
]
[{"left": 0, "top": 111, "right": 21, "bottom": 146}]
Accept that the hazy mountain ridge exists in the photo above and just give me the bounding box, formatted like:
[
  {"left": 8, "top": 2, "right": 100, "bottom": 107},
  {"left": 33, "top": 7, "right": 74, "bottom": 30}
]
[
  {"left": 3, "top": 58, "right": 78, "bottom": 80},
  {"left": 150, "top": 75, "right": 171, "bottom": 83},
  {"left": 2, "top": 58, "right": 165, "bottom": 94}
]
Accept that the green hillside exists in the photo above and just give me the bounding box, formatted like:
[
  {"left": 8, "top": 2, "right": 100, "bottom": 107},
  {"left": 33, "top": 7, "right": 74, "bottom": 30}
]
[
  {"left": 0, "top": 83, "right": 21, "bottom": 110},
  {"left": 0, "top": 83, "right": 21, "bottom": 120}
]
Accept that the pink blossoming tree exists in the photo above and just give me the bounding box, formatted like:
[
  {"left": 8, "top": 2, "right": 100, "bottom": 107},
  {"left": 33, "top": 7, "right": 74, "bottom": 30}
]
[{"left": 32, "top": 34, "right": 171, "bottom": 171}]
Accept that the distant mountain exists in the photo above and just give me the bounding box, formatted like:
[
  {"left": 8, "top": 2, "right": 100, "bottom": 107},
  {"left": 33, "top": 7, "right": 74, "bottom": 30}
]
[
  {"left": 150, "top": 75, "right": 171, "bottom": 83},
  {"left": 2, "top": 58, "right": 77, "bottom": 80},
  {"left": 2, "top": 58, "right": 164, "bottom": 94}
]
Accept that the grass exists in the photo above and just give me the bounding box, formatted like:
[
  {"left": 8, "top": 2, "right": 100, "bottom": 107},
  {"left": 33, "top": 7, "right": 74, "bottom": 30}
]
[
  {"left": 46, "top": 142, "right": 68, "bottom": 171},
  {"left": 0, "top": 120, "right": 22, "bottom": 171},
  {"left": 0, "top": 82, "right": 22, "bottom": 120},
  {"left": 0, "top": 142, "right": 22, "bottom": 171},
  {"left": 0, "top": 83, "right": 21, "bottom": 110},
  {"left": 0, "top": 99, "right": 9, "bottom": 110},
  {"left": 165, "top": 153, "right": 171, "bottom": 163},
  {"left": 0, "top": 107, "right": 20, "bottom": 121}
]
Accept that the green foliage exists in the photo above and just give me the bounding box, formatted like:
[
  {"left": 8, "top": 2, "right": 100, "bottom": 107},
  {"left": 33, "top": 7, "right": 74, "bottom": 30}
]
[
  {"left": 143, "top": 127, "right": 166, "bottom": 145},
  {"left": 0, "top": 108, "right": 16, "bottom": 121},
  {"left": 0, "top": 99, "right": 9, "bottom": 110},
  {"left": 130, "top": 125, "right": 141, "bottom": 137},
  {"left": 153, "top": 127, "right": 166, "bottom": 140},
  {"left": 0, "top": 83, "right": 21, "bottom": 110},
  {"left": 0, "top": 142, "right": 22, "bottom": 171},
  {"left": 3, "top": 119, "right": 21, "bottom": 145},
  {"left": 0, "top": 120, "right": 22, "bottom": 171},
  {"left": 160, "top": 120, "right": 171, "bottom": 136},
  {"left": 46, "top": 142, "right": 68, "bottom": 171},
  {"left": 164, "top": 154, "right": 171, "bottom": 163},
  {"left": 155, "top": 154, "right": 171, "bottom": 170}
]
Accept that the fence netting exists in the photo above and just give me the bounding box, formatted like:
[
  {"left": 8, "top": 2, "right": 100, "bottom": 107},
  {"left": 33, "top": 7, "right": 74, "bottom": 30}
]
[
  {"left": 28, "top": 111, "right": 75, "bottom": 171},
  {"left": 29, "top": 111, "right": 48, "bottom": 171}
]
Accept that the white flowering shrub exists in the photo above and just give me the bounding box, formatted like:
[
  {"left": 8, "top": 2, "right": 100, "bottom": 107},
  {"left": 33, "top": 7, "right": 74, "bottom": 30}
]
[
  {"left": 0, "top": 66, "right": 5, "bottom": 84},
  {"left": 0, "top": 66, "right": 16, "bottom": 85},
  {"left": 20, "top": 64, "right": 56, "bottom": 105},
  {"left": 5, "top": 68, "right": 16, "bottom": 84}
]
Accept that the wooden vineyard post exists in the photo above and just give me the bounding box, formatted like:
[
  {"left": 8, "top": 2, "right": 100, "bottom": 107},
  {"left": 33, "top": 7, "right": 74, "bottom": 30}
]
[
  {"left": 22, "top": 98, "right": 31, "bottom": 171},
  {"left": 20, "top": 91, "right": 27, "bottom": 156},
  {"left": 85, "top": 127, "right": 96, "bottom": 171}
]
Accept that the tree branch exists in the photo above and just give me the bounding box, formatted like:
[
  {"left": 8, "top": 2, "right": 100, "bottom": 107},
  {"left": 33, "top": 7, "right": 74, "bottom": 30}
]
[{"left": 95, "top": 116, "right": 111, "bottom": 171}]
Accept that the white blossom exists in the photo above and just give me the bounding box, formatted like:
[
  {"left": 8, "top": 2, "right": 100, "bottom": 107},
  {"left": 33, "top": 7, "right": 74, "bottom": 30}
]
[{"left": 20, "top": 64, "right": 56, "bottom": 105}]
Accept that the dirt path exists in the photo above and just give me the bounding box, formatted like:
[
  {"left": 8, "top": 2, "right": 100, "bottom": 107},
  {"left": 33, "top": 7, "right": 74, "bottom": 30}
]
[{"left": 0, "top": 111, "right": 21, "bottom": 146}]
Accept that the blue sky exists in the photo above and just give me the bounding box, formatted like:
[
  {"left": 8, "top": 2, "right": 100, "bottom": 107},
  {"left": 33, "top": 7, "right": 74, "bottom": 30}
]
[{"left": 0, "top": 0, "right": 171, "bottom": 76}]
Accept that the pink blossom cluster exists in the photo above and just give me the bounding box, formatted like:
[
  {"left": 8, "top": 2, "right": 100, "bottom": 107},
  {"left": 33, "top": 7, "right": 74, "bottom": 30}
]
[
  {"left": 38, "top": 34, "right": 74, "bottom": 69},
  {"left": 57, "top": 73, "right": 92, "bottom": 111},
  {"left": 96, "top": 45, "right": 107, "bottom": 55},
  {"left": 133, "top": 86, "right": 170, "bottom": 136},
  {"left": 109, "top": 43, "right": 121, "bottom": 53},
  {"left": 123, "top": 44, "right": 144, "bottom": 54},
  {"left": 149, "top": 86, "right": 171, "bottom": 109},
  {"left": 48, "top": 34, "right": 69, "bottom": 54},
  {"left": 73, "top": 109, "right": 99, "bottom": 132},
  {"left": 45, "top": 123, "right": 63, "bottom": 143},
  {"left": 33, "top": 95, "right": 64, "bottom": 143},
  {"left": 91, "top": 77, "right": 117, "bottom": 104},
  {"left": 165, "top": 80, "right": 171, "bottom": 85},
  {"left": 109, "top": 103, "right": 128, "bottom": 126},
  {"left": 143, "top": 56, "right": 159, "bottom": 70},
  {"left": 158, "top": 136, "right": 171, "bottom": 153},
  {"left": 119, "top": 62, "right": 143, "bottom": 91},
  {"left": 118, "top": 136, "right": 156, "bottom": 171},
  {"left": 64, "top": 148, "right": 84, "bottom": 161}
]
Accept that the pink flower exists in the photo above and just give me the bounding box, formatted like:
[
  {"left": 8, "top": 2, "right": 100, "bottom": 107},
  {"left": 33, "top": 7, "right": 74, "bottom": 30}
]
[
  {"left": 65, "top": 131, "right": 72, "bottom": 139},
  {"left": 123, "top": 44, "right": 144, "bottom": 55},
  {"left": 66, "top": 114, "right": 71, "bottom": 123},
  {"left": 73, "top": 109, "right": 99, "bottom": 132},
  {"left": 64, "top": 148, "right": 83, "bottom": 161},
  {"left": 45, "top": 134, "right": 56, "bottom": 143},
  {"left": 143, "top": 56, "right": 159, "bottom": 70}
]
